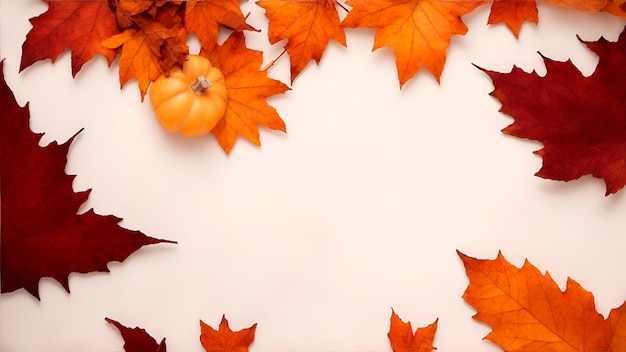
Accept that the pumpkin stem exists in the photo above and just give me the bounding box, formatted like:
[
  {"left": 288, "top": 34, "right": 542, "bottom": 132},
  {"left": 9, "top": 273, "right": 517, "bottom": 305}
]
[{"left": 190, "top": 75, "right": 212, "bottom": 94}]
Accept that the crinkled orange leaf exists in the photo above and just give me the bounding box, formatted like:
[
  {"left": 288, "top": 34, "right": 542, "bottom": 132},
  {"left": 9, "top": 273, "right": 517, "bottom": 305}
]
[
  {"left": 342, "top": 0, "right": 489, "bottom": 87},
  {"left": 0, "top": 60, "right": 175, "bottom": 300},
  {"left": 103, "top": 16, "right": 187, "bottom": 100},
  {"left": 479, "top": 27, "right": 626, "bottom": 195},
  {"left": 106, "top": 318, "right": 167, "bottom": 352},
  {"left": 458, "top": 250, "right": 620, "bottom": 352},
  {"left": 20, "top": 0, "right": 118, "bottom": 77},
  {"left": 200, "top": 315, "right": 257, "bottom": 352},
  {"left": 201, "top": 32, "right": 290, "bottom": 154},
  {"left": 546, "top": 0, "right": 608, "bottom": 12},
  {"left": 185, "top": 0, "right": 256, "bottom": 52},
  {"left": 257, "top": 0, "right": 347, "bottom": 83},
  {"left": 388, "top": 310, "right": 438, "bottom": 352},
  {"left": 487, "top": 0, "right": 538, "bottom": 38}
]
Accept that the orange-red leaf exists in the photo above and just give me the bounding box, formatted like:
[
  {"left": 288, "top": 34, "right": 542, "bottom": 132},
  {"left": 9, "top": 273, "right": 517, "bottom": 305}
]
[
  {"left": 20, "top": 0, "right": 118, "bottom": 77},
  {"left": 200, "top": 315, "right": 257, "bottom": 352},
  {"left": 388, "top": 310, "right": 438, "bottom": 352},
  {"left": 479, "top": 28, "right": 626, "bottom": 195},
  {"left": 257, "top": 0, "right": 347, "bottom": 83},
  {"left": 201, "top": 32, "right": 290, "bottom": 154},
  {"left": 342, "top": 0, "right": 489, "bottom": 87},
  {"left": 458, "top": 250, "right": 624, "bottom": 352},
  {"left": 487, "top": 0, "right": 538, "bottom": 38},
  {"left": 185, "top": 0, "right": 256, "bottom": 52}
]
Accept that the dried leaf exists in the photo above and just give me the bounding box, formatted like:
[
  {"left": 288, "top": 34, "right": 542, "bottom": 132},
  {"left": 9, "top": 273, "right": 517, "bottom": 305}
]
[
  {"left": 478, "top": 27, "right": 626, "bottom": 195},
  {"left": 201, "top": 32, "right": 290, "bottom": 154},
  {"left": 388, "top": 310, "right": 438, "bottom": 352},
  {"left": 458, "top": 250, "right": 626, "bottom": 352},
  {"left": 103, "top": 16, "right": 187, "bottom": 100},
  {"left": 0, "top": 60, "right": 175, "bottom": 300},
  {"left": 342, "top": 0, "right": 489, "bottom": 87},
  {"left": 200, "top": 315, "right": 257, "bottom": 352},
  {"left": 20, "top": 0, "right": 118, "bottom": 77},
  {"left": 106, "top": 317, "right": 167, "bottom": 352},
  {"left": 257, "top": 0, "right": 347, "bottom": 83}
]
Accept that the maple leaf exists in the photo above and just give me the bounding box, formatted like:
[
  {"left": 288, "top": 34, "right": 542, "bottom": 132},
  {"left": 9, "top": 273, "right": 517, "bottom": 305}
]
[
  {"left": 342, "top": 0, "right": 489, "bottom": 87},
  {"left": 257, "top": 0, "right": 347, "bottom": 83},
  {"left": 103, "top": 15, "right": 187, "bottom": 100},
  {"left": 200, "top": 315, "right": 257, "bottom": 352},
  {"left": 200, "top": 32, "right": 290, "bottom": 154},
  {"left": 487, "top": 0, "right": 538, "bottom": 38},
  {"left": 458, "top": 250, "right": 626, "bottom": 352},
  {"left": 106, "top": 317, "right": 167, "bottom": 352},
  {"left": 184, "top": 0, "right": 257, "bottom": 52},
  {"left": 0, "top": 60, "right": 175, "bottom": 300},
  {"left": 20, "top": 0, "right": 118, "bottom": 77},
  {"left": 478, "top": 27, "right": 626, "bottom": 195},
  {"left": 388, "top": 310, "right": 438, "bottom": 352}
]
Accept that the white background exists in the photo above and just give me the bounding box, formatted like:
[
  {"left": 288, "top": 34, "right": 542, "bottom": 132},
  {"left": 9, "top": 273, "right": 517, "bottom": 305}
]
[{"left": 2, "top": 1, "right": 626, "bottom": 351}]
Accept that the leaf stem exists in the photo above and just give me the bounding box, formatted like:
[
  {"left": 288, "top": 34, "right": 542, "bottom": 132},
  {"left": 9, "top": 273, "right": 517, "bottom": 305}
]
[{"left": 261, "top": 49, "right": 287, "bottom": 71}]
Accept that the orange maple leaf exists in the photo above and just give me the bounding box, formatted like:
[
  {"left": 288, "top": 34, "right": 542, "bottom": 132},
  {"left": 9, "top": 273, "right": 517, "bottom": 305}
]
[
  {"left": 458, "top": 250, "right": 626, "bottom": 352},
  {"left": 388, "top": 310, "right": 438, "bottom": 352},
  {"left": 185, "top": 0, "right": 256, "bottom": 52},
  {"left": 103, "top": 16, "right": 187, "bottom": 100},
  {"left": 20, "top": 0, "right": 118, "bottom": 77},
  {"left": 200, "top": 315, "right": 257, "bottom": 352},
  {"left": 487, "top": 0, "right": 538, "bottom": 38},
  {"left": 342, "top": 0, "right": 489, "bottom": 87},
  {"left": 257, "top": 0, "right": 347, "bottom": 83},
  {"left": 201, "top": 32, "right": 290, "bottom": 154}
]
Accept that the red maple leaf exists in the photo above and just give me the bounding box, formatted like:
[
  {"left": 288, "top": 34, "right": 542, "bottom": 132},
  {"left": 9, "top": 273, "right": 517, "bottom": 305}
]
[
  {"left": 479, "top": 26, "right": 626, "bottom": 195},
  {"left": 106, "top": 317, "right": 167, "bottom": 352},
  {"left": 0, "top": 60, "right": 175, "bottom": 300},
  {"left": 20, "top": 0, "right": 119, "bottom": 77}
]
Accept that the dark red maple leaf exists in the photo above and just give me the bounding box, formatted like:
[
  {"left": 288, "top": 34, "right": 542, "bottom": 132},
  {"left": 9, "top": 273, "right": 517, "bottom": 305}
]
[
  {"left": 0, "top": 60, "right": 175, "bottom": 300},
  {"left": 106, "top": 317, "right": 167, "bottom": 352},
  {"left": 479, "top": 26, "right": 626, "bottom": 195}
]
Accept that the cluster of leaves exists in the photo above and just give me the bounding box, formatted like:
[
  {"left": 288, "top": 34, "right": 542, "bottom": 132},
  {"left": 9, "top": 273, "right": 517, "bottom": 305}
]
[
  {"left": 20, "top": 0, "right": 626, "bottom": 153},
  {"left": 21, "top": 0, "right": 286, "bottom": 153},
  {"left": 0, "top": 60, "right": 176, "bottom": 300},
  {"left": 104, "top": 251, "right": 626, "bottom": 352}
]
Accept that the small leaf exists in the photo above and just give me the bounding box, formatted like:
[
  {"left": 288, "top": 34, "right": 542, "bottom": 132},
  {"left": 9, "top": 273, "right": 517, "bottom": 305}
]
[
  {"left": 388, "top": 310, "right": 438, "bottom": 352},
  {"left": 106, "top": 317, "right": 167, "bottom": 352},
  {"left": 200, "top": 315, "right": 257, "bottom": 352}
]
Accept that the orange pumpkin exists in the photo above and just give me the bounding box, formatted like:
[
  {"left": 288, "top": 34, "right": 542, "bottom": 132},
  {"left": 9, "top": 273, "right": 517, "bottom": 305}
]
[{"left": 149, "top": 55, "right": 228, "bottom": 137}]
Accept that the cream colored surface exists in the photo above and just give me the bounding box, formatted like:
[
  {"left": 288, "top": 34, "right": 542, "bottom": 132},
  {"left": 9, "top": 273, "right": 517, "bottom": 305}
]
[{"left": 1, "top": 1, "right": 626, "bottom": 351}]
